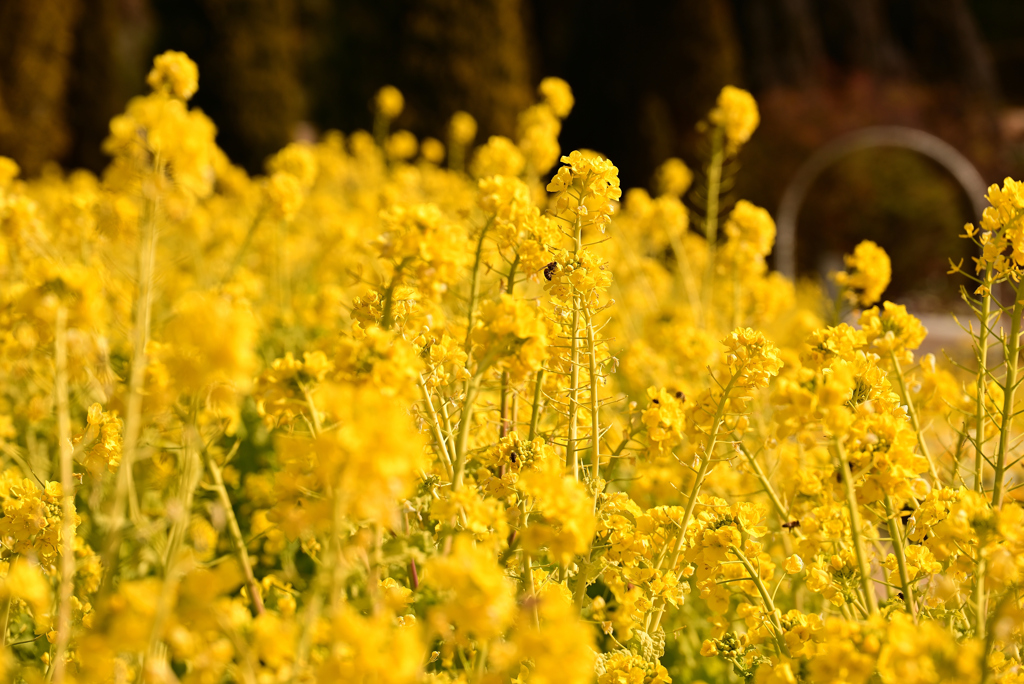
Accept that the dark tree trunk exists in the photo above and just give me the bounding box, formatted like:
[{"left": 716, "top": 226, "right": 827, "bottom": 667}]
[
  {"left": 0, "top": 0, "right": 82, "bottom": 175},
  {"left": 402, "top": 0, "right": 534, "bottom": 139},
  {"left": 908, "top": 0, "right": 996, "bottom": 96}
]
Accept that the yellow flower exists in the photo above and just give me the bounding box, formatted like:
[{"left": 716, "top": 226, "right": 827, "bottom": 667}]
[
  {"left": 859, "top": 301, "right": 927, "bottom": 364},
  {"left": 318, "top": 605, "right": 426, "bottom": 683},
  {"left": 876, "top": 613, "right": 981, "bottom": 684},
  {"left": 521, "top": 458, "right": 597, "bottom": 565},
  {"left": 273, "top": 384, "right": 427, "bottom": 531},
  {"left": 833, "top": 240, "right": 892, "bottom": 308},
  {"left": 379, "top": 577, "right": 414, "bottom": 612},
  {"left": 517, "top": 103, "right": 562, "bottom": 174},
  {"left": 965, "top": 177, "right": 1024, "bottom": 276},
  {"left": 424, "top": 535, "right": 517, "bottom": 643},
  {"left": 449, "top": 110, "right": 478, "bottom": 145},
  {"left": 513, "top": 590, "right": 595, "bottom": 684},
  {"left": 160, "top": 290, "right": 259, "bottom": 394},
  {"left": 0, "top": 156, "right": 19, "bottom": 188},
  {"left": 386, "top": 130, "right": 419, "bottom": 161},
  {"left": 723, "top": 199, "right": 776, "bottom": 259},
  {"left": 470, "top": 135, "right": 526, "bottom": 178},
  {"left": 74, "top": 403, "right": 123, "bottom": 476},
  {"left": 472, "top": 294, "right": 549, "bottom": 381},
  {"left": 598, "top": 651, "right": 671, "bottom": 684},
  {"left": 376, "top": 85, "right": 405, "bottom": 119},
  {"left": 547, "top": 150, "right": 622, "bottom": 228},
  {"left": 146, "top": 50, "right": 199, "bottom": 100},
  {"left": 722, "top": 327, "right": 784, "bottom": 391},
  {"left": 266, "top": 141, "right": 318, "bottom": 188},
  {"left": 654, "top": 157, "right": 693, "bottom": 197},
  {"left": 3, "top": 558, "right": 52, "bottom": 629},
  {"left": 266, "top": 170, "right": 305, "bottom": 221},
  {"left": 544, "top": 248, "right": 614, "bottom": 303},
  {"left": 709, "top": 85, "right": 759, "bottom": 151},
  {"left": 420, "top": 136, "right": 446, "bottom": 163},
  {"left": 376, "top": 202, "right": 471, "bottom": 295},
  {"left": 0, "top": 470, "right": 72, "bottom": 565},
  {"left": 538, "top": 77, "right": 575, "bottom": 119},
  {"left": 642, "top": 387, "right": 688, "bottom": 458}
]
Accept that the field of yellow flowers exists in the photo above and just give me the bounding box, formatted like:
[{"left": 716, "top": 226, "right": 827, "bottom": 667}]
[{"left": 1, "top": 50, "right": 1023, "bottom": 683}]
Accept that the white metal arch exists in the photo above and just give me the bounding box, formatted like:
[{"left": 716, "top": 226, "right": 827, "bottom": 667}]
[{"left": 774, "top": 126, "right": 989, "bottom": 279}]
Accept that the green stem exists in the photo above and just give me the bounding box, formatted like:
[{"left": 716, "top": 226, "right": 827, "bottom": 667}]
[
  {"left": 649, "top": 366, "right": 745, "bottom": 632},
  {"left": 979, "top": 581, "right": 1008, "bottom": 684},
  {"left": 584, "top": 305, "right": 602, "bottom": 493},
  {"left": 419, "top": 377, "right": 455, "bottom": 480},
  {"left": 523, "top": 548, "right": 539, "bottom": 628},
  {"left": 499, "top": 371, "right": 511, "bottom": 439},
  {"left": 0, "top": 556, "right": 11, "bottom": 646},
  {"left": 452, "top": 362, "right": 493, "bottom": 491},
  {"left": 505, "top": 254, "right": 520, "bottom": 295},
  {"left": 463, "top": 218, "right": 494, "bottom": 351},
  {"left": 381, "top": 257, "right": 412, "bottom": 331},
  {"left": 474, "top": 641, "right": 489, "bottom": 681},
  {"left": 566, "top": 293, "right": 582, "bottom": 478},
  {"left": 201, "top": 445, "right": 266, "bottom": 616},
  {"left": 221, "top": 205, "right": 266, "bottom": 285},
  {"left": 974, "top": 558, "right": 987, "bottom": 644},
  {"left": 164, "top": 412, "right": 203, "bottom": 572},
  {"left": 738, "top": 445, "right": 790, "bottom": 524},
  {"left": 667, "top": 230, "right": 702, "bottom": 322},
  {"left": 975, "top": 268, "right": 994, "bottom": 492},
  {"left": 889, "top": 352, "right": 940, "bottom": 483},
  {"left": 102, "top": 158, "right": 162, "bottom": 590},
  {"left": 528, "top": 369, "right": 545, "bottom": 441},
  {"left": 835, "top": 440, "right": 879, "bottom": 615},
  {"left": 300, "top": 382, "right": 323, "bottom": 437},
  {"left": 883, "top": 495, "right": 916, "bottom": 621},
  {"left": 731, "top": 270, "right": 741, "bottom": 331},
  {"left": 992, "top": 291, "right": 1023, "bottom": 507},
  {"left": 498, "top": 257, "right": 520, "bottom": 440},
  {"left": 144, "top": 405, "right": 203, "bottom": 678},
  {"left": 373, "top": 112, "right": 390, "bottom": 150},
  {"left": 572, "top": 310, "right": 607, "bottom": 607},
  {"left": 566, "top": 205, "right": 585, "bottom": 478},
  {"left": 728, "top": 543, "right": 790, "bottom": 657},
  {"left": 701, "top": 127, "right": 724, "bottom": 329},
  {"left": 52, "top": 305, "right": 73, "bottom": 684},
  {"left": 296, "top": 581, "right": 325, "bottom": 669},
  {"left": 0, "top": 557, "right": 15, "bottom": 647}
]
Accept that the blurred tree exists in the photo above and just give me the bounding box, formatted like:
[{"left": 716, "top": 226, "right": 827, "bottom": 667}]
[
  {"left": 151, "top": 0, "right": 306, "bottom": 171},
  {"left": 403, "top": 0, "right": 534, "bottom": 137},
  {"left": 900, "top": 0, "right": 996, "bottom": 96},
  {"left": 530, "top": 0, "right": 742, "bottom": 188},
  {"left": 0, "top": 0, "right": 1013, "bottom": 292},
  {"left": 65, "top": 0, "right": 152, "bottom": 173},
  {"left": 0, "top": 0, "right": 81, "bottom": 175},
  {"left": 304, "top": 0, "right": 534, "bottom": 145}
]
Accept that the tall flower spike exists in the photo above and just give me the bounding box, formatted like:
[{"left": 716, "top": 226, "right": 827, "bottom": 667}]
[
  {"left": 709, "top": 85, "right": 759, "bottom": 152},
  {"left": 833, "top": 240, "right": 892, "bottom": 308},
  {"left": 546, "top": 150, "right": 622, "bottom": 231},
  {"left": 146, "top": 50, "right": 199, "bottom": 101}
]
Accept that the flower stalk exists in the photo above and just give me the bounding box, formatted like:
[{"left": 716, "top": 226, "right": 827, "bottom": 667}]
[{"left": 834, "top": 440, "right": 879, "bottom": 615}]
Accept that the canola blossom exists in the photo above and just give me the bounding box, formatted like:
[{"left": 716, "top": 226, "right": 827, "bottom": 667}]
[{"left": 0, "top": 51, "right": 1022, "bottom": 684}]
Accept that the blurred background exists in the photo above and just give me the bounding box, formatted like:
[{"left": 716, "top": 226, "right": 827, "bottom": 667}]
[{"left": 1, "top": 0, "right": 1022, "bottom": 306}]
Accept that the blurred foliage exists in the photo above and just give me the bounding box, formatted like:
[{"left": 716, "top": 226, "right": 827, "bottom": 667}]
[
  {"left": 152, "top": 0, "right": 306, "bottom": 171},
  {"left": 0, "top": 0, "right": 81, "bottom": 175},
  {"left": 0, "top": 0, "right": 1018, "bottom": 300},
  {"left": 797, "top": 148, "right": 973, "bottom": 305}
]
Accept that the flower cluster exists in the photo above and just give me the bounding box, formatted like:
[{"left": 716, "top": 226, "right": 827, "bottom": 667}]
[{"left": 1, "top": 53, "right": 1022, "bottom": 684}]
